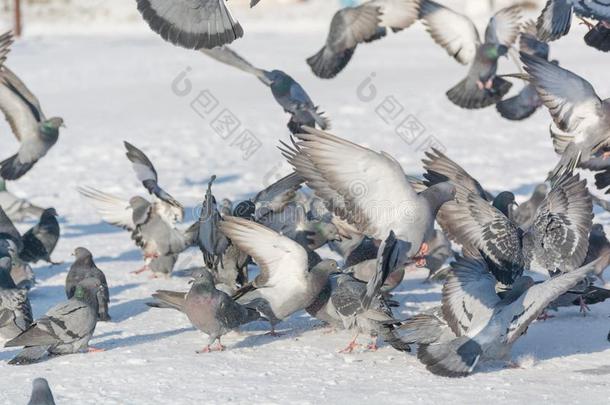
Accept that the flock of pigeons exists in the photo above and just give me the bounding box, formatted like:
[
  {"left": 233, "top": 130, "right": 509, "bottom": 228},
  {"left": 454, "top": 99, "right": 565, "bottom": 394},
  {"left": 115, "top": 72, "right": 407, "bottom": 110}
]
[{"left": 0, "top": 2, "right": 609, "bottom": 401}]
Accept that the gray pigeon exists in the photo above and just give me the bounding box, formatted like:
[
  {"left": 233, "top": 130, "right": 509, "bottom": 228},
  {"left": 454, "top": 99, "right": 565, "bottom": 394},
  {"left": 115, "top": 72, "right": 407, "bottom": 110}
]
[
  {"left": 19, "top": 208, "right": 60, "bottom": 264},
  {"left": 201, "top": 46, "right": 330, "bottom": 134},
  {"left": 497, "top": 22, "right": 554, "bottom": 121},
  {"left": 330, "top": 231, "right": 412, "bottom": 353},
  {"left": 398, "top": 255, "right": 601, "bottom": 377},
  {"left": 78, "top": 187, "right": 195, "bottom": 277},
  {"left": 135, "top": 0, "right": 257, "bottom": 50},
  {"left": 148, "top": 268, "right": 263, "bottom": 352},
  {"left": 5, "top": 277, "right": 102, "bottom": 365},
  {"left": 418, "top": 1, "right": 521, "bottom": 109},
  {"left": 437, "top": 174, "right": 592, "bottom": 285},
  {"left": 27, "top": 378, "right": 55, "bottom": 405},
  {"left": 124, "top": 141, "right": 184, "bottom": 220},
  {"left": 194, "top": 175, "right": 229, "bottom": 270},
  {"left": 583, "top": 223, "right": 610, "bottom": 284},
  {"left": 65, "top": 247, "right": 110, "bottom": 321},
  {"left": 521, "top": 52, "right": 610, "bottom": 181},
  {"left": 0, "top": 179, "right": 44, "bottom": 222},
  {"left": 537, "top": 0, "right": 610, "bottom": 51},
  {"left": 0, "top": 31, "right": 64, "bottom": 180},
  {"left": 0, "top": 256, "right": 32, "bottom": 340},
  {"left": 307, "top": 0, "right": 419, "bottom": 79},
  {"left": 220, "top": 216, "right": 339, "bottom": 335},
  {"left": 281, "top": 128, "right": 456, "bottom": 265}
]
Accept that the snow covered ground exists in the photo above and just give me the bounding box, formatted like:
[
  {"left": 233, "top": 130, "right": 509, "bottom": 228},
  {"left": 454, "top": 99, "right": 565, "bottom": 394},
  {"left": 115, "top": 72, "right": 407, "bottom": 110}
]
[{"left": 0, "top": 1, "right": 609, "bottom": 404}]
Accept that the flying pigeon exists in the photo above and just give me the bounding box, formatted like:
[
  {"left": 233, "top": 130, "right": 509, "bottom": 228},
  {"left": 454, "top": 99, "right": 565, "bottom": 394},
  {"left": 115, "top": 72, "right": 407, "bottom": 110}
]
[
  {"left": 418, "top": 1, "right": 521, "bottom": 109},
  {"left": 220, "top": 216, "right": 339, "bottom": 335},
  {"left": 437, "top": 173, "right": 592, "bottom": 285},
  {"left": 124, "top": 141, "right": 184, "bottom": 222},
  {"left": 5, "top": 278, "right": 103, "bottom": 365},
  {"left": 398, "top": 255, "right": 601, "bottom": 377},
  {"left": 18, "top": 208, "right": 60, "bottom": 265},
  {"left": 537, "top": 0, "right": 610, "bottom": 51},
  {"left": 148, "top": 268, "right": 264, "bottom": 352},
  {"left": 78, "top": 187, "right": 195, "bottom": 276},
  {"left": 521, "top": 52, "right": 610, "bottom": 181},
  {"left": 280, "top": 128, "right": 455, "bottom": 266},
  {"left": 135, "top": 0, "right": 263, "bottom": 50},
  {"left": 497, "top": 21, "right": 556, "bottom": 121},
  {"left": 0, "top": 256, "right": 32, "bottom": 340},
  {"left": 0, "top": 179, "right": 44, "bottom": 222},
  {"left": 65, "top": 247, "right": 111, "bottom": 321},
  {"left": 307, "top": 0, "right": 419, "bottom": 79},
  {"left": 201, "top": 46, "right": 330, "bottom": 134},
  {"left": 0, "top": 31, "right": 64, "bottom": 180},
  {"left": 27, "top": 378, "right": 56, "bottom": 405}
]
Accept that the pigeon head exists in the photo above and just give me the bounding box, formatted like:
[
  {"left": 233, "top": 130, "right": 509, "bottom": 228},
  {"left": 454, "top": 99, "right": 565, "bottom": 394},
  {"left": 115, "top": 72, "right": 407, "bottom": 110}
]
[
  {"left": 42, "top": 207, "right": 58, "bottom": 218},
  {"left": 40, "top": 117, "right": 64, "bottom": 138},
  {"left": 189, "top": 268, "right": 216, "bottom": 292},
  {"left": 263, "top": 69, "right": 287, "bottom": 83},
  {"left": 233, "top": 200, "right": 256, "bottom": 219},
  {"left": 421, "top": 182, "right": 457, "bottom": 216},
  {"left": 312, "top": 259, "right": 339, "bottom": 275},
  {"left": 492, "top": 191, "right": 517, "bottom": 217},
  {"left": 73, "top": 246, "right": 93, "bottom": 261},
  {"left": 591, "top": 223, "right": 606, "bottom": 237}
]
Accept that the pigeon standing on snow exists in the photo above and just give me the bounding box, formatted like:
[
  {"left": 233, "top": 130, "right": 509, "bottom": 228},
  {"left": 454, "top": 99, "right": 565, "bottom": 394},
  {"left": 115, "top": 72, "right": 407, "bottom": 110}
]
[
  {"left": 281, "top": 128, "right": 456, "bottom": 265},
  {"left": 418, "top": 1, "right": 521, "bottom": 109},
  {"left": 0, "top": 256, "right": 32, "bottom": 340},
  {"left": 307, "top": 0, "right": 419, "bottom": 78},
  {"left": 65, "top": 247, "right": 111, "bottom": 321},
  {"left": 148, "top": 268, "right": 264, "bottom": 352},
  {"left": 398, "top": 255, "right": 602, "bottom": 377},
  {"left": 18, "top": 208, "right": 60, "bottom": 265},
  {"left": 0, "top": 179, "right": 44, "bottom": 222},
  {"left": 5, "top": 278, "right": 103, "bottom": 365},
  {"left": 135, "top": 0, "right": 264, "bottom": 50},
  {"left": 0, "top": 31, "right": 64, "bottom": 180},
  {"left": 201, "top": 46, "right": 330, "bottom": 134},
  {"left": 521, "top": 52, "right": 610, "bottom": 181},
  {"left": 536, "top": 0, "right": 610, "bottom": 51},
  {"left": 497, "top": 21, "right": 556, "bottom": 121},
  {"left": 220, "top": 216, "right": 339, "bottom": 335}
]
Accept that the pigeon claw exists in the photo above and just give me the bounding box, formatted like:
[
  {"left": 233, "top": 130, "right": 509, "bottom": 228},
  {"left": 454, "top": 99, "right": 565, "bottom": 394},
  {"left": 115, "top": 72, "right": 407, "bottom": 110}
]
[
  {"left": 579, "top": 17, "right": 595, "bottom": 30},
  {"left": 366, "top": 342, "right": 378, "bottom": 351},
  {"left": 536, "top": 311, "right": 555, "bottom": 321},
  {"left": 87, "top": 347, "right": 105, "bottom": 353},
  {"left": 131, "top": 266, "right": 149, "bottom": 275},
  {"left": 579, "top": 296, "right": 591, "bottom": 316},
  {"left": 339, "top": 340, "right": 360, "bottom": 354}
]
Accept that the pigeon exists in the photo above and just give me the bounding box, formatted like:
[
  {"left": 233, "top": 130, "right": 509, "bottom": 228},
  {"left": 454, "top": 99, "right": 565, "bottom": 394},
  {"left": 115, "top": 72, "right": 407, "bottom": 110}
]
[
  {"left": 511, "top": 184, "right": 548, "bottom": 228},
  {"left": 5, "top": 277, "right": 103, "bottom": 365},
  {"left": 398, "top": 255, "right": 601, "bottom": 377},
  {"left": 548, "top": 275, "right": 610, "bottom": 313},
  {"left": 0, "top": 205, "right": 23, "bottom": 254},
  {"left": 0, "top": 256, "right": 32, "bottom": 340},
  {"left": 135, "top": 0, "right": 260, "bottom": 50},
  {"left": 521, "top": 51, "right": 610, "bottom": 181},
  {"left": 219, "top": 216, "right": 339, "bottom": 334},
  {"left": 78, "top": 187, "right": 194, "bottom": 276},
  {"left": 148, "top": 268, "right": 264, "bottom": 352},
  {"left": 437, "top": 173, "right": 592, "bottom": 285},
  {"left": 583, "top": 223, "right": 610, "bottom": 284},
  {"left": 193, "top": 175, "right": 229, "bottom": 270},
  {"left": 280, "top": 128, "right": 456, "bottom": 265},
  {"left": 124, "top": 141, "right": 183, "bottom": 222},
  {"left": 18, "top": 208, "right": 60, "bottom": 265},
  {"left": 418, "top": 1, "right": 521, "bottom": 109},
  {"left": 496, "top": 22, "right": 555, "bottom": 121},
  {"left": 307, "top": 0, "right": 419, "bottom": 78},
  {"left": 201, "top": 46, "right": 330, "bottom": 134},
  {"left": 27, "top": 378, "right": 56, "bottom": 405},
  {"left": 0, "top": 31, "right": 64, "bottom": 180},
  {"left": 65, "top": 247, "right": 111, "bottom": 321},
  {"left": 329, "top": 231, "right": 412, "bottom": 352},
  {"left": 537, "top": 0, "right": 610, "bottom": 51},
  {"left": 0, "top": 179, "right": 44, "bottom": 222}
]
